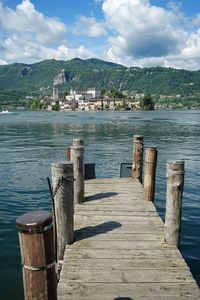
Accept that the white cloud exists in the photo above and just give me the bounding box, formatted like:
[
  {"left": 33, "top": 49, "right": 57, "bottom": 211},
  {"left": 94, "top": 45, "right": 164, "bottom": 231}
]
[
  {"left": 103, "top": 0, "right": 184, "bottom": 57},
  {"left": 0, "top": 0, "right": 94, "bottom": 63},
  {"left": 2, "top": 38, "right": 94, "bottom": 62},
  {"left": 73, "top": 16, "right": 106, "bottom": 37},
  {"left": 0, "top": 1, "right": 67, "bottom": 45},
  {"left": 53, "top": 45, "right": 94, "bottom": 60},
  {"left": 101, "top": 0, "right": 200, "bottom": 69},
  {"left": 181, "top": 30, "right": 200, "bottom": 59},
  {"left": 0, "top": 58, "right": 7, "bottom": 65},
  {"left": 1, "top": 0, "right": 200, "bottom": 70}
]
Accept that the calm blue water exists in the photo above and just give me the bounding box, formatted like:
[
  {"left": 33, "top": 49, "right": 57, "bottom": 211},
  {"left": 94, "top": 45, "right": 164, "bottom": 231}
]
[{"left": 0, "top": 110, "right": 200, "bottom": 298}]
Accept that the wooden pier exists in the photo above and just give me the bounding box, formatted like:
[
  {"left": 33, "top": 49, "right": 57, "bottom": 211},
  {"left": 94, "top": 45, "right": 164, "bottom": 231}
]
[
  {"left": 57, "top": 178, "right": 200, "bottom": 299},
  {"left": 16, "top": 136, "right": 200, "bottom": 299}
]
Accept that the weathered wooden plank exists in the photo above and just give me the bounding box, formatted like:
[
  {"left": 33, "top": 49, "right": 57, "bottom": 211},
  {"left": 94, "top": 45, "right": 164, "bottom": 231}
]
[
  {"left": 75, "top": 209, "right": 159, "bottom": 216},
  {"left": 84, "top": 189, "right": 143, "bottom": 196},
  {"left": 66, "top": 240, "right": 175, "bottom": 250},
  {"left": 58, "top": 177, "right": 200, "bottom": 299},
  {"left": 60, "top": 268, "right": 194, "bottom": 283},
  {"left": 85, "top": 184, "right": 143, "bottom": 189},
  {"left": 85, "top": 177, "right": 137, "bottom": 183},
  {"left": 74, "top": 223, "right": 164, "bottom": 234},
  {"left": 75, "top": 214, "right": 164, "bottom": 223},
  {"left": 81, "top": 201, "right": 153, "bottom": 207},
  {"left": 75, "top": 204, "right": 156, "bottom": 211},
  {"left": 85, "top": 184, "right": 143, "bottom": 191},
  {"left": 74, "top": 227, "right": 164, "bottom": 238},
  {"left": 64, "top": 248, "right": 181, "bottom": 260},
  {"left": 58, "top": 282, "right": 200, "bottom": 299},
  {"left": 62, "top": 258, "right": 188, "bottom": 270},
  {"left": 83, "top": 194, "right": 145, "bottom": 201},
  {"left": 85, "top": 182, "right": 142, "bottom": 187},
  {"left": 83, "top": 197, "right": 146, "bottom": 204},
  {"left": 75, "top": 232, "right": 164, "bottom": 241},
  {"left": 59, "top": 296, "right": 199, "bottom": 300}
]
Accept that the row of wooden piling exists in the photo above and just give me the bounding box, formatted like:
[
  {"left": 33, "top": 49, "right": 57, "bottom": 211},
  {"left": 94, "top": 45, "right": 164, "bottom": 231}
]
[
  {"left": 131, "top": 135, "right": 184, "bottom": 246},
  {"left": 16, "top": 135, "right": 185, "bottom": 300},
  {"left": 16, "top": 138, "right": 86, "bottom": 300}
]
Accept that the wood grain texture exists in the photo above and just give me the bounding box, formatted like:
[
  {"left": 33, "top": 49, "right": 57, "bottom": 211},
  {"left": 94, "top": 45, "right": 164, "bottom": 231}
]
[
  {"left": 144, "top": 146, "right": 157, "bottom": 202},
  {"left": 16, "top": 211, "right": 57, "bottom": 300},
  {"left": 164, "top": 161, "right": 185, "bottom": 247},
  {"left": 132, "top": 135, "right": 144, "bottom": 182},
  {"left": 58, "top": 177, "right": 200, "bottom": 299},
  {"left": 51, "top": 162, "right": 74, "bottom": 260},
  {"left": 71, "top": 144, "right": 84, "bottom": 204}
]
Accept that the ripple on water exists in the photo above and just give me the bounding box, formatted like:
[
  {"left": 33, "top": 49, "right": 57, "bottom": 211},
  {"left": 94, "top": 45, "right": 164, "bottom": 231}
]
[{"left": 0, "top": 110, "right": 200, "bottom": 298}]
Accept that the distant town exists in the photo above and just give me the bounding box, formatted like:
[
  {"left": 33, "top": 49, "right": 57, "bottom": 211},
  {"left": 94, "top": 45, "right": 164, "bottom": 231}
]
[
  {"left": 26, "top": 85, "right": 156, "bottom": 112},
  {"left": 1, "top": 60, "right": 200, "bottom": 111},
  {"left": 49, "top": 87, "right": 142, "bottom": 111}
]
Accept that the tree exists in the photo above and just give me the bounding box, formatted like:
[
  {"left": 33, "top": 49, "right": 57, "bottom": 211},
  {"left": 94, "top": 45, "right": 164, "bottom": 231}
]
[
  {"left": 31, "top": 100, "right": 40, "bottom": 110},
  {"left": 106, "top": 89, "right": 125, "bottom": 99},
  {"left": 31, "top": 99, "right": 48, "bottom": 110},
  {"left": 52, "top": 104, "right": 60, "bottom": 111},
  {"left": 140, "top": 94, "right": 154, "bottom": 110},
  {"left": 64, "top": 90, "right": 70, "bottom": 96},
  {"left": 100, "top": 89, "right": 106, "bottom": 97}
]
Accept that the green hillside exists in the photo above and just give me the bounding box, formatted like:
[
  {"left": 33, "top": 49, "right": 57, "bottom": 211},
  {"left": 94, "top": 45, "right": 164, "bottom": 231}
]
[{"left": 0, "top": 58, "right": 200, "bottom": 107}]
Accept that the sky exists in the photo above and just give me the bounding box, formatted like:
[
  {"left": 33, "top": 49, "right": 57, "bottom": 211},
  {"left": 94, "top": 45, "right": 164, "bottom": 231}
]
[{"left": 1, "top": 0, "right": 200, "bottom": 69}]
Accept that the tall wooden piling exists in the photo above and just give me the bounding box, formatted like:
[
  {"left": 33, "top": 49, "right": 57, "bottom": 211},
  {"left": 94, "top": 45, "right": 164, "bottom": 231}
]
[
  {"left": 71, "top": 138, "right": 84, "bottom": 204},
  {"left": 51, "top": 161, "right": 74, "bottom": 261},
  {"left": 144, "top": 146, "right": 158, "bottom": 202},
  {"left": 66, "top": 145, "right": 71, "bottom": 161},
  {"left": 73, "top": 138, "right": 84, "bottom": 147},
  {"left": 16, "top": 211, "right": 57, "bottom": 300},
  {"left": 164, "top": 160, "right": 185, "bottom": 247},
  {"left": 132, "top": 135, "right": 144, "bottom": 182}
]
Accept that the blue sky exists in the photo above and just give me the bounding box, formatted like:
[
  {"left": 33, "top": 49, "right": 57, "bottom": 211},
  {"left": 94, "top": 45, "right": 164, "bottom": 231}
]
[{"left": 1, "top": 0, "right": 200, "bottom": 69}]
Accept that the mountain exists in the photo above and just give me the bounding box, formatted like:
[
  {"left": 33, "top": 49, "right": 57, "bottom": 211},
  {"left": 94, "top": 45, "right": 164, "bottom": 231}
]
[{"left": 1, "top": 58, "right": 200, "bottom": 106}]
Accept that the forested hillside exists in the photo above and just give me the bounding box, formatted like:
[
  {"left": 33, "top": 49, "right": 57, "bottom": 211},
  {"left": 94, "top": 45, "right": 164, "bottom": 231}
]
[{"left": 0, "top": 58, "right": 200, "bottom": 107}]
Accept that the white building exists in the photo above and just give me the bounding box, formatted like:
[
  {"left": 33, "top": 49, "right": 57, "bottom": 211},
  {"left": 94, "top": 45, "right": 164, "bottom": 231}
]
[{"left": 69, "top": 88, "right": 100, "bottom": 101}]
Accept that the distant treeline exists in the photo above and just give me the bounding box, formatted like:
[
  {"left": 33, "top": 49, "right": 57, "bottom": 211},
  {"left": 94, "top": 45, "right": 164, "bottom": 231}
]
[{"left": 1, "top": 58, "right": 200, "bottom": 108}]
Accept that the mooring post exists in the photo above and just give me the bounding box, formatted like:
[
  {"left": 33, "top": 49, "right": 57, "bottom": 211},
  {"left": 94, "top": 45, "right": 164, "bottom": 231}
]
[
  {"left": 16, "top": 211, "right": 57, "bottom": 300},
  {"left": 164, "top": 160, "right": 185, "bottom": 247},
  {"left": 66, "top": 145, "right": 71, "bottom": 161},
  {"left": 51, "top": 161, "right": 74, "bottom": 261},
  {"left": 73, "top": 138, "right": 84, "bottom": 147},
  {"left": 144, "top": 146, "right": 158, "bottom": 202},
  {"left": 132, "top": 135, "right": 144, "bottom": 182},
  {"left": 71, "top": 138, "right": 84, "bottom": 204}
]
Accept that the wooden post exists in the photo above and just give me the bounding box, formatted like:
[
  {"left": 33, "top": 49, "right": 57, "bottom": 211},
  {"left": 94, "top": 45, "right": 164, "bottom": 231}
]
[
  {"left": 71, "top": 139, "right": 84, "bottom": 204},
  {"left": 132, "top": 135, "right": 144, "bottom": 182},
  {"left": 16, "top": 211, "right": 57, "bottom": 300},
  {"left": 73, "top": 138, "right": 84, "bottom": 147},
  {"left": 51, "top": 161, "right": 74, "bottom": 261},
  {"left": 66, "top": 145, "right": 71, "bottom": 161},
  {"left": 164, "top": 160, "right": 185, "bottom": 247},
  {"left": 144, "top": 146, "right": 158, "bottom": 202}
]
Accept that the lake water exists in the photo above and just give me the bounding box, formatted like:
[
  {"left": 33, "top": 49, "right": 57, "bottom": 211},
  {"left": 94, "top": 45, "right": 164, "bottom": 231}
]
[{"left": 0, "top": 110, "right": 200, "bottom": 299}]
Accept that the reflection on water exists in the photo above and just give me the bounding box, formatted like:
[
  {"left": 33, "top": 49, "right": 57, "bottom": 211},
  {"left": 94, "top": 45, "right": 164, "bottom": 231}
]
[{"left": 0, "top": 110, "right": 200, "bottom": 298}]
